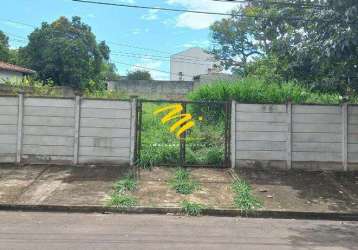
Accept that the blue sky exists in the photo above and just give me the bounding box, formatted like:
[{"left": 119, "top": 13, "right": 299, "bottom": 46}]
[{"left": 1, "top": 0, "right": 240, "bottom": 79}]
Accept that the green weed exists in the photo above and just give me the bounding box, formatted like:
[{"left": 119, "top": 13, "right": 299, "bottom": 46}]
[
  {"left": 232, "top": 179, "right": 262, "bottom": 212},
  {"left": 181, "top": 200, "right": 204, "bottom": 216},
  {"left": 113, "top": 176, "right": 137, "bottom": 193},
  {"left": 169, "top": 168, "right": 199, "bottom": 195},
  {"left": 109, "top": 194, "right": 137, "bottom": 207}
]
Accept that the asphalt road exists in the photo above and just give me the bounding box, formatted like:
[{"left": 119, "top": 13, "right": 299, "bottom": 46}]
[{"left": 0, "top": 211, "right": 357, "bottom": 250}]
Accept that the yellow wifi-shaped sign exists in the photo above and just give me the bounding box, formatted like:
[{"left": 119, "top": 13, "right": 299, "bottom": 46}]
[{"left": 153, "top": 104, "right": 195, "bottom": 138}]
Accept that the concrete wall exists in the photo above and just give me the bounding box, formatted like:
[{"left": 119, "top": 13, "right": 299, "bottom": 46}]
[
  {"left": 1, "top": 95, "right": 357, "bottom": 171},
  {"left": 234, "top": 104, "right": 289, "bottom": 169},
  {"left": 0, "top": 95, "right": 135, "bottom": 166},
  {"left": 0, "top": 70, "right": 23, "bottom": 83},
  {"left": 0, "top": 96, "right": 18, "bottom": 163},
  {"left": 232, "top": 103, "right": 358, "bottom": 171},
  {"left": 348, "top": 106, "right": 358, "bottom": 170},
  {"left": 79, "top": 99, "right": 132, "bottom": 164},
  {"left": 108, "top": 80, "right": 194, "bottom": 99}
]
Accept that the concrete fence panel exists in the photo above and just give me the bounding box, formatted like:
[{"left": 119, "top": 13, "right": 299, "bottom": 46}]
[
  {"left": 348, "top": 105, "right": 358, "bottom": 170},
  {"left": 78, "top": 99, "right": 132, "bottom": 165},
  {"left": 0, "top": 96, "right": 18, "bottom": 163},
  {"left": 22, "top": 97, "right": 75, "bottom": 164},
  {"left": 291, "top": 105, "right": 343, "bottom": 170},
  {"left": 235, "top": 104, "right": 289, "bottom": 169}
]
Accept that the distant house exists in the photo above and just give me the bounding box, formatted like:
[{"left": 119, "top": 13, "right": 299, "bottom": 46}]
[
  {"left": 170, "top": 47, "right": 219, "bottom": 81},
  {"left": 0, "top": 61, "right": 35, "bottom": 83}
]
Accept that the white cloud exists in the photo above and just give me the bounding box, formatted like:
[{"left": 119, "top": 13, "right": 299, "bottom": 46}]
[
  {"left": 130, "top": 58, "right": 169, "bottom": 80},
  {"left": 181, "top": 40, "right": 210, "bottom": 49},
  {"left": 141, "top": 9, "right": 159, "bottom": 21},
  {"left": 166, "top": 0, "right": 241, "bottom": 30},
  {"left": 131, "top": 28, "right": 141, "bottom": 35}
]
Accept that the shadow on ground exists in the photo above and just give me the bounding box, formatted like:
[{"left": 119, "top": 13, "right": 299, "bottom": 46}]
[
  {"left": 288, "top": 221, "right": 358, "bottom": 249},
  {"left": 237, "top": 167, "right": 358, "bottom": 213},
  {"left": 0, "top": 164, "right": 130, "bottom": 206}
]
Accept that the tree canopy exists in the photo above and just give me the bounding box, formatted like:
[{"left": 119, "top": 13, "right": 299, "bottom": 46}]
[
  {"left": 0, "top": 31, "right": 10, "bottom": 62},
  {"left": 210, "top": 0, "right": 358, "bottom": 94},
  {"left": 127, "top": 70, "right": 152, "bottom": 80},
  {"left": 19, "top": 16, "right": 115, "bottom": 90}
]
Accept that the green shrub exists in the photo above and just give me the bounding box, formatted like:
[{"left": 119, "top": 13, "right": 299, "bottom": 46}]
[
  {"left": 83, "top": 89, "right": 127, "bottom": 99},
  {"left": 169, "top": 168, "right": 199, "bottom": 195},
  {"left": 232, "top": 179, "right": 262, "bottom": 212},
  {"left": 181, "top": 200, "right": 204, "bottom": 216},
  {"left": 3, "top": 77, "right": 63, "bottom": 96},
  {"left": 188, "top": 77, "right": 351, "bottom": 104}
]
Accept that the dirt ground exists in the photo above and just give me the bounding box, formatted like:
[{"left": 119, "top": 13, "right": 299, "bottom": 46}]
[
  {"left": 238, "top": 168, "right": 358, "bottom": 213},
  {"left": 0, "top": 164, "right": 129, "bottom": 206},
  {"left": 0, "top": 164, "right": 357, "bottom": 214},
  {"left": 133, "top": 167, "right": 235, "bottom": 208}
]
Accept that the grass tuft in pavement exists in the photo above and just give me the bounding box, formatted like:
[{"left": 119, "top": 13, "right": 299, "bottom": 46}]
[
  {"left": 169, "top": 168, "right": 199, "bottom": 195},
  {"left": 113, "top": 176, "right": 137, "bottom": 193},
  {"left": 181, "top": 200, "right": 204, "bottom": 216},
  {"left": 109, "top": 194, "right": 137, "bottom": 208},
  {"left": 232, "top": 179, "right": 262, "bottom": 212},
  {"left": 109, "top": 175, "right": 138, "bottom": 208}
]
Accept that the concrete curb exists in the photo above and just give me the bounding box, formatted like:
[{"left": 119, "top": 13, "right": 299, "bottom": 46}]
[{"left": 0, "top": 204, "right": 357, "bottom": 221}]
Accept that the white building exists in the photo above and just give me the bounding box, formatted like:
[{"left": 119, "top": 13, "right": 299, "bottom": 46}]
[
  {"left": 170, "top": 47, "right": 218, "bottom": 81},
  {"left": 0, "top": 61, "right": 35, "bottom": 83}
]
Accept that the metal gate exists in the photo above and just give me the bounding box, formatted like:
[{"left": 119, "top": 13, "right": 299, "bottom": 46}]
[{"left": 135, "top": 100, "right": 231, "bottom": 168}]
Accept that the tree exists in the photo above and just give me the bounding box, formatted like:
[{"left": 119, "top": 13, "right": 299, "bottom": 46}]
[
  {"left": 210, "top": 8, "right": 262, "bottom": 75},
  {"left": 127, "top": 70, "right": 152, "bottom": 80},
  {"left": 209, "top": 0, "right": 358, "bottom": 93},
  {"left": 19, "top": 16, "right": 110, "bottom": 89},
  {"left": 0, "top": 31, "right": 10, "bottom": 62}
]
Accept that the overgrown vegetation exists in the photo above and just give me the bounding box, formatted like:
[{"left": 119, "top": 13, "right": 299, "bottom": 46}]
[
  {"left": 211, "top": 1, "right": 358, "bottom": 95},
  {"left": 181, "top": 200, "right": 204, "bottom": 216},
  {"left": 189, "top": 77, "right": 358, "bottom": 104},
  {"left": 137, "top": 103, "right": 226, "bottom": 168},
  {"left": 2, "top": 78, "right": 63, "bottom": 97},
  {"left": 232, "top": 179, "right": 262, "bottom": 212},
  {"left": 1, "top": 77, "right": 127, "bottom": 98},
  {"left": 108, "top": 175, "right": 138, "bottom": 208},
  {"left": 169, "top": 168, "right": 199, "bottom": 195}
]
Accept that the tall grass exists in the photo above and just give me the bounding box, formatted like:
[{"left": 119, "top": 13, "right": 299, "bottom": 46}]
[{"left": 188, "top": 77, "right": 356, "bottom": 104}]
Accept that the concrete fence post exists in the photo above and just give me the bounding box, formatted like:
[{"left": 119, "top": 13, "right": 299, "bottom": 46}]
[
  {"left": 287, "top": 102, "right": 292, "bottom": 170},
  {"left": 129, "top": 97, "right": 138, "bottom": 166},
  {"left": 73, "top": 95, "right": 81, "bottom": 165},
  {"left": 230, "top": 100, "right": 236, "bottom": 169},
  {"left": 342, "top": 102, "right": 348, "bottom": 171},
  {"left": 16, "top": 92, "right": 24, "bottom": 165}
]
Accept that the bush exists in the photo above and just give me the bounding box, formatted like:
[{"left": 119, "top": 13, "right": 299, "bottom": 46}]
[
  {"left": 3, "top": 77, "right": 63, "bottom": 96},
  {"left": 188, "top": 77, "right": 352, "bottom": 104}
]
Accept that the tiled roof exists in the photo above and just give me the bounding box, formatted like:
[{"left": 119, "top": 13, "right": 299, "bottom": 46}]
[{"left": 0, "top": 61, "right": 35, "bottom": 74}]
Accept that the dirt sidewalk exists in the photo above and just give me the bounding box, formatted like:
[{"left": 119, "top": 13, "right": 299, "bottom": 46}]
[{"left": 0, "top": 164, "right": 357, "bottom": 215}]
